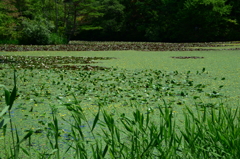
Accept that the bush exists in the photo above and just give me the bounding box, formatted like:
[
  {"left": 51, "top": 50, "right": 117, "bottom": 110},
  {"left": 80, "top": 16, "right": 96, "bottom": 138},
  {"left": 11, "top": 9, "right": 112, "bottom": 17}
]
[
  {"left": 19, "top": 17, "right": 54, "bottom": 45},
  {"left": 49, "top": 33, "right": 68, "bottom": 45}
]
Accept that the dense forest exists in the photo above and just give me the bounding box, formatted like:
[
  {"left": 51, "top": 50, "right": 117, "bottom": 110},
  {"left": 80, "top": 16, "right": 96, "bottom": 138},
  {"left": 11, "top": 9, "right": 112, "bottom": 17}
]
[{"left": 0, "top": 0, "right": 240, "bottom": 44}]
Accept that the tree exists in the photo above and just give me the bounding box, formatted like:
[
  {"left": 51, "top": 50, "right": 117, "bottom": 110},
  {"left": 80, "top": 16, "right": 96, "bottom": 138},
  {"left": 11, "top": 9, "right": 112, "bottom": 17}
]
[
  {"left": 117, "top": 0, "right": 148, "bottom": 41},
  {"left": 175, "top": 0, "right": 235, "bottom": 41},
  {"left": 117, "top": 0, "right": 185, "bottom": 41},
  {"left": 80, "top": 0, "right": 125, "bottom": 41},
  {"left": 1, "top": 0, "right": 240, "bottom": 43},
  {"left": 114, "top": 0, "right": 238, "bottom": 42},
  {"left": 226, "top": 0, "right": 240, "bottom": 40},
  {"left": 0, "top": 0, "right": 21, "bottom": 41},
  {"left": 63, "top": 0, "right": 104, "bottom": 41},
  {"left": 134, "top": 0, "right": 184, "bottom": 41}
]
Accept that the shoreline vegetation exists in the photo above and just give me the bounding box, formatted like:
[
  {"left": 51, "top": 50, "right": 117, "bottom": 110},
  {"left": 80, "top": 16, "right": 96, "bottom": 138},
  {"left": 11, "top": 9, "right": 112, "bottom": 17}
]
[{"left": 1, "top": 0, "right": 240, "bottom": 44}]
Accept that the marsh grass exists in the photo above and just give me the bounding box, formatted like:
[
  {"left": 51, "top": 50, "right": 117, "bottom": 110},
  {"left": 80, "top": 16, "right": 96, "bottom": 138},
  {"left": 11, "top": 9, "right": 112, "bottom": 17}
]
[
  {"left": 0, "top": 68, "right": 240, "bottom": 158},
  {"left": 181, "top": 105, "right": 240, "bottom": 158},
  {"left": 0, "top": 69, "right": 33, "bottom": 158}
]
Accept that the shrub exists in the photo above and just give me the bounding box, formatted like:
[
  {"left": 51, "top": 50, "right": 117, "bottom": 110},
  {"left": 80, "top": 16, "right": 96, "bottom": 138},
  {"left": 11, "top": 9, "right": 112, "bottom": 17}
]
[
  {"left": 49, "top": 33, "right": 68, "bottom": 45},
  {"left": 19, "top": 17, "right": 54, "bottom": 45}
]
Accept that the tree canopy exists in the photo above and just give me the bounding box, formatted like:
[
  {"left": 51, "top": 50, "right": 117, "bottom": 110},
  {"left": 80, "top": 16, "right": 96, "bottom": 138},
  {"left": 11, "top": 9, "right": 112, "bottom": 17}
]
[{"left": 0, "top": 0, "right": 239, "bottom": 44}]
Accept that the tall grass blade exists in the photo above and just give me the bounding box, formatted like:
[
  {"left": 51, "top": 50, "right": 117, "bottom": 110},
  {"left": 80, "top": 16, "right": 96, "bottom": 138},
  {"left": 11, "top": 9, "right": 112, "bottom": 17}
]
[
  {"left": 91, "top": 107, "right": 100, "bottom": 132},
  {"left": 9, "top": 85, "right": 17, "bottom": 110},
  {"left": 120, "top": 116, "right": 133, "bottom": 132},
  {"left": 102, "top": 144, "right": 109, "bottom": 158},
  {"left": 17, "top": 130, "right": 33, "bottom": 146},
  {"left": 14, "top": 126, "right": 20, "bottom": 159},
  {"left": 20, "top": 147, "right": 30, "bottom": 157},
  {"left": 9, "top": 70, "right": 17, "bottom": 110}
]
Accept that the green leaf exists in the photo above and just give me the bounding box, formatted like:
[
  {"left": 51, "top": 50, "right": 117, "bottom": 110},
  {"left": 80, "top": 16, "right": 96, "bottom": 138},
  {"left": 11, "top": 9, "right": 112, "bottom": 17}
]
[
  {"left": 120, "top": 120, "right": 133, "bottom": 132},
  {"left": 9, "top": 85, "right": 17, "bottom": 110},
  {"left": 20, "top": 130, "right": 33, "bottom": 144},
  {"left": 193, "top": 96, "right": 200, "bottom": 99},
  {"left": 0, "top": 85, "right": 10, "bottom": 106},
  {"left": 50, "top": 149, "right": 59, "bottom": 154},
  {"left": 20, "top": 147, "right": 30, "bottom": 156},
  {"left": 0, "top": 106, "right": 9, "bottom": 117},
  {"left": 91, "top": 111, "right": 99, "bottom": 132},
  {"left": 102, "top": 144, "right": 108, "bottom": 157},
  {"left": 0, "top": 117, "right": 10, "bottom": 129}
]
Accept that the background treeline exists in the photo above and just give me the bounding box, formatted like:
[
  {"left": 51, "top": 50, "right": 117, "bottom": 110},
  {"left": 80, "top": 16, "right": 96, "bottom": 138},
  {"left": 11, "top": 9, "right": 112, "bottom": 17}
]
[{"left": 0, "top": 0, "right": 240, "bottom": 44}]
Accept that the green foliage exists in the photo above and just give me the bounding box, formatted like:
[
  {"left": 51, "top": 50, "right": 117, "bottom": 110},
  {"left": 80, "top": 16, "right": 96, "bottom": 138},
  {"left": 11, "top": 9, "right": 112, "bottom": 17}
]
[
  {"left": 0, "top": 69, "right": 33, "bottom": 158},
  {"left": 1, "top": 0, "right": 240, "bottom": 42},
  {"left": 0, "top": 14, "right": 16, "bottom": 40},
  {"left": 119, "top": 0, "right": 236, "bottom": 42},
  {"left": 181, "top": 106, "right": 240, "bottom": 158},
  {"left": 98, "top": 0, "right": 125, "bottom": 32},
  {"left": 176, "top": 0, "right": 234, "bottom": 41},
  {"left": 0, "top": 39, "right": 19, "bottom": 44},
  {"left": 19, "top": 17, "right": 54, "bottom": 45},
  {"left": 49, "top": 33, "right": 68, "bottom": 44},
  {"left": 79, "top": 0, "right": 125, "bottom": 41},
  {"left": 64, "top": 0, "right": 104, "bottom": 41},
  {"left": 0, "top": 0, "right": 20, "bottom": 41}
]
